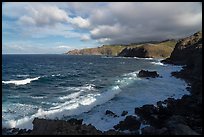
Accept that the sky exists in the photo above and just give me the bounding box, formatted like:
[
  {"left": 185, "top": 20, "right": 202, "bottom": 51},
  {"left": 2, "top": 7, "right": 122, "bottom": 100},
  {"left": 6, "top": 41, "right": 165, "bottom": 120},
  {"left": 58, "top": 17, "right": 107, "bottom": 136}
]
[{"left": 2, "top": 2, "right": 202, "bottom": 54}]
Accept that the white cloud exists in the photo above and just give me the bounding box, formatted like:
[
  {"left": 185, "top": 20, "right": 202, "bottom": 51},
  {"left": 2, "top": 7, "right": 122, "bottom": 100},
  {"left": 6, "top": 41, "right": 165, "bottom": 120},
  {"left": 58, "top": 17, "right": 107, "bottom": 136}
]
[
  {"left": 90, "top": 24, "right": 124, "bottom": 39},
  {"left": 69, "top": 16, "right": 90, "bottom": 28},
  {"left": 18, "top": 16, "right": 36, "bottom": 26},
  {"left": 3, "top": 42, "right": 74, "bottom": 54},
  {"left": 88, "top": 2, "right": 202, "bottom": 44},
  {"left": 80, "top": 35, "right": 90, "bottom": 41},
  {"left": 97, "top": 38, "right": 111, "bottom": 43},
  {"left": 56, "top": 45, "right": 72, "bottom": 49},
  {"left": 3, "top": 2, "right": 202, "bottom": 53},
  {"left": 18, "top": 4, "right": 69, "bottom": 27}
]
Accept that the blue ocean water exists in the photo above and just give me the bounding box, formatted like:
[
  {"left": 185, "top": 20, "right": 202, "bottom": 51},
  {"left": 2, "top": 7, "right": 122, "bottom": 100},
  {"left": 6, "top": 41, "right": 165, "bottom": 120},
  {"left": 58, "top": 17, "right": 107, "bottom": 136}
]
[{"left": 2, "top": 54, "right": 189, "bottom": 130}]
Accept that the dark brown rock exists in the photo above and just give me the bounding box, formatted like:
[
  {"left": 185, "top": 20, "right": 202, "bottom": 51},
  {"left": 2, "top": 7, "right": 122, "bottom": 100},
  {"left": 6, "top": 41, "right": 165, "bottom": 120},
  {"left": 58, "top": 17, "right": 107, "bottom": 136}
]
[
  {"left": 167, "top": 124, "right": 199, "bottom": 135},
  {"left": 137, "top": 70, "right": 159, "bottom": 78},
  {"left": 141, "top": 126, "right": 168, "bottom": 135},
  {"left": 114, "top": 115, "right": 141, "bottom": 131},
  {"left": 25, "top": 118, "right": 104, "bottom": 135},
  {"left": 105, "top": 110, "right": 118, "bottom": 117},
  {"left": 168, "top": 31, "right": 202, "bottom": 65},
  {"left": 121, "top": 111, "right": 128, "bottom": 116}
]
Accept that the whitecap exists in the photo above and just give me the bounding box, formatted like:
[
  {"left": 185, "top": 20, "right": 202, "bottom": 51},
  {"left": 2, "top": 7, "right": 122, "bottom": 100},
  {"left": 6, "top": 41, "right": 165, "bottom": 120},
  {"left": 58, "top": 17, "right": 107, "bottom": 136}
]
[
  {"left": 51, "top": 74, "right": 61, "bottom": 77},
  {"left": 150, "top": 61, "right": 166, "bottom": 66},
  {"left": 2, "top": 77, "right": 40, "bottom": 86},
  {"left": 58, "top": 91, "right": 81, "bottom": 100},
  {"left": 30, "top": 96, "right": 45, "bottom": 99},
  {"left": 2, "top": 82, "right": 124, "bottom": 129},
  {"left": 16, "top": 74, "right": 30, "bottom": 77},
  {"left": 133, "top": 57, "right": 154, "bottom": 60},
  {"left": 65, "top": 84, "right": 97, "bottom": 92}
]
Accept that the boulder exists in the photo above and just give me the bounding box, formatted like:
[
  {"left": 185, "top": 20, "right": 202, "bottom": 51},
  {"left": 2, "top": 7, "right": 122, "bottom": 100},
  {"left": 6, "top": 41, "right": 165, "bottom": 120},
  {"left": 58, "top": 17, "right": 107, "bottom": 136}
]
[
  {"left": 114, "top": 115, "right": 141, "bottom": 131},
  {"left": 141, "top": 126, "right": 168, "bottom": 135},
  {"left": 167, "top": 124, "right": 199, "bottom": 135},
  {"left": 105, "top": 110, "right": 118, "bottom": 117},
  {"left": 121, "top": 111, "right": 128, "bottom": 116},
  {"left": 26, "top": 118, "right": 103, "bottom": 135},
  {"left": 67, "top": 118, "right": 83, "bottom": 125},
  {"left": 103, "top": 129, "right": 125, "bottom": 135},
  {"left": 135, "top": 104, "right": 158, "bottom": 116},
  {"left": 137, "top": 70, "right": 159, "bottom": 78}
]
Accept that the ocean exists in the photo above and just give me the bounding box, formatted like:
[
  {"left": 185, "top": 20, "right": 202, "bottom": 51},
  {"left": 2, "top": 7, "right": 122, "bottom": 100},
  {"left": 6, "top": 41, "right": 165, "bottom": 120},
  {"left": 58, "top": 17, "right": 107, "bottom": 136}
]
[{"left": 2, "top": 54, "right": 189, "bottom": 131}]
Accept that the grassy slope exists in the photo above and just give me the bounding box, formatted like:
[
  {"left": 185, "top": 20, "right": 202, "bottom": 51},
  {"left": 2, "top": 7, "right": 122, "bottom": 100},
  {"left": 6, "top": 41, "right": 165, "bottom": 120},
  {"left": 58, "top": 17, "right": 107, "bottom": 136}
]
[{"left": 66, "top": 40, "right": 177, "bottom": 58}]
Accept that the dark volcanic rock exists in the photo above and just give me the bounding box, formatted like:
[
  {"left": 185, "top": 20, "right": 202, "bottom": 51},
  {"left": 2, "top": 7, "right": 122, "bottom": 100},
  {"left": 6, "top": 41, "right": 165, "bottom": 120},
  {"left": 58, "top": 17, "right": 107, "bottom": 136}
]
[
  {"left": 135, "top": 104, "right": 158, "bottom": 116},
  {"left": 167, "top": 31, "right": 202, "bottom": 65},
  {"left": 16, "top": 118, "right": 126, "bottom": 135},
  {"left": 137, "top": 70, "right": 159, "bottom": 78},
  {"left": 67, "top": 118, "right": 83, "bottom": 125},
  {"left": 121, "top": 111, "right": 128, "bottom": 116},
  {"left": 105, "top": 110, "right": 118, "bottom": 117},
  {"left": 24, "top": 118, "right": 103, "bottom": 135},
  {"left": 167, "top": 123, "right": 199, "bottom": 135},
  {"left": 162, "top": 31, "right": 202, "bottom": 89},
  {"left": 17, "top": 129, "right": 28, "bottom": 135},
  {"left": 103, "top": 129, "right": 125, "bottom": 135},
  {"left": 118, "top": 47, "right": 148, "bottom": 58},
  {"left": 114, "top": 115, "right": 141, "bottom": 131},
  {"left": 141, "top": 126, "right": 168, "bottom": 135}
]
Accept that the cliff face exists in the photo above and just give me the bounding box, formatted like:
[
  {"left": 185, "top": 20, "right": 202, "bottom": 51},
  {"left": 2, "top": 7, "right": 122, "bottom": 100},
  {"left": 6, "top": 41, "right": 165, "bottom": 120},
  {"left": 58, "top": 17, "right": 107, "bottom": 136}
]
[
  {"left": 66, "top": 40, "right": 176, "bottom": 58},
  {"left": 118, "top": 40, "right": 176, "bottom": 58},
  {"left": 163, "top": 31, "right": 202, "bottom": 82},
  {"left": 167, "top": 31, "right": 202, "bottom": 65},
  {"left": 66, "top": 45, "right": 125, "bottom": 56}
]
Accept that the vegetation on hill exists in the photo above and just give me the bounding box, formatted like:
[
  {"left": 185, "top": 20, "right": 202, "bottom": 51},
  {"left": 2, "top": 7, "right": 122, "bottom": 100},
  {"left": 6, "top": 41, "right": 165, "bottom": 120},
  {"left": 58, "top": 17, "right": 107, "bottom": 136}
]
[{"left": 66, "top": 40, "right": 177, "bottom": 58}]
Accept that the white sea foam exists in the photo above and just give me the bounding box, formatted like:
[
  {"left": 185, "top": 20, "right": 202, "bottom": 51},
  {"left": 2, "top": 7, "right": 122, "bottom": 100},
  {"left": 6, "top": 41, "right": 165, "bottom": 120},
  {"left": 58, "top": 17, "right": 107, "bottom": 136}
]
[
  {"left": 133, "top": 57, "right": 154, "bottom": 60},
  {"left": 2, "top": 65, "right": 189, "bottom": 131},
  {"left": 51, "top": 74, "right": 61, "bottom": 77},
  {"left": 58, "top": 91, "right": 81, "bottom": 100},
  {"left": 76, "top": 65, "right": 189, "bottom": 131},
  {"left": 3, "top": 71, "right": 141, "bottom": 129},
  {"left": 3, "top": 87, "right": 121, "bottom": 129},
  {"left": 2, "top": 77, "right": 40, "bottom": 85},
  {"left": 65, "top": 84, "right": 96, "bottom": 92},
  {"left": 16, "top": 74, "right": 30, "bottom": 77},
  {"left": 150, "top": 61, "right": 166, "bottom": 66},
  {"left": 30, "top": 96, "right": 45, "bottom": 99}
]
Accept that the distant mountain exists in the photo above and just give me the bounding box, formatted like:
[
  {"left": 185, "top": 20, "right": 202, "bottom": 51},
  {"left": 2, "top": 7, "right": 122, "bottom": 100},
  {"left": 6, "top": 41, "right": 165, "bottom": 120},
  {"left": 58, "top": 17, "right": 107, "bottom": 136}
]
[{"left": 65, "top": 40, "right": 177, "bottom": 58}]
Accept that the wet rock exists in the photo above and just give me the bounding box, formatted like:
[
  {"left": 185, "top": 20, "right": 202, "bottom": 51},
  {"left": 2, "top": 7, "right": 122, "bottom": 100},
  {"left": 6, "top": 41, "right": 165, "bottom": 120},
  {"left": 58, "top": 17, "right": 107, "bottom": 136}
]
[
  {"left": 11, "top": 128, "right": 19, "bottom": 134},
  {"left": 104, "top": 129, "right": 125, "bottom": 135},
  {"left": 166, "top": 115, "right": 187, "bottom": 126},
  {"left": 168, "top": 124, "right": 199, "bottom": 135},
  {"left": 121, "top": 111, "right": 128, "bottom": 116},
  {"left": 135, "top": 104, "right": 158, "bottom": 116},
  {"left": 26, "top": 118, "right": 104, "bottom": 135},
  {"left": 105, "top": 110, "right": 118, "bottom": 117},
  {"left": 67, "top": 118, "right": 83, "bottom": 125},
  {"left": 2, "top": 128, "right": 19, "bottom": 135},
  {"left": 17, "top": 129, "right": 27, "bottom": 135},
  {"left": 141, "top": 126, "right": 168, "bottom": 135},
  {"left": 114, "top": 115, "right": 141, "bottom": 131},
  {"left": 137, "top": 70, "right": 159, "bottom": 78}
]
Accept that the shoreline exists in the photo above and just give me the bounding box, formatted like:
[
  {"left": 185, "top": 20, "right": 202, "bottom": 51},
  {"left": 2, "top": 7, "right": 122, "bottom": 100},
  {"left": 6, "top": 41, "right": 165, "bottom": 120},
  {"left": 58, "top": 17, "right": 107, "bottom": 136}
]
[{"left": 2, "top": 59, "right": 193, "bottom": 135}]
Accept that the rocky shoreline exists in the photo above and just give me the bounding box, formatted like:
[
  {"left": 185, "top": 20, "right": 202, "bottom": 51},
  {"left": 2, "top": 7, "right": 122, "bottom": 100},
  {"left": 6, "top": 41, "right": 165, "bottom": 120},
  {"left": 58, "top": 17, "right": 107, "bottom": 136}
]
[{"left": 2, "top": 31, "right": 202, "bottom": 135}]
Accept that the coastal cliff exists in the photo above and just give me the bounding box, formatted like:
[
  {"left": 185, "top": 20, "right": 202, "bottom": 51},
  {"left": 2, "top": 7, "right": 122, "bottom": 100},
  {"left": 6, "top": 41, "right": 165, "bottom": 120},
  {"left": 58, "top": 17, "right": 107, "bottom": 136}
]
[
  {"left": 136, "top": 31, "right": 202, "bottom": 135},
  {"left": 162, "top": 31, "right": 202, "bottom": 94},
  {"left": 66, "top": 40, "right": 176, "bottom": 58}
]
